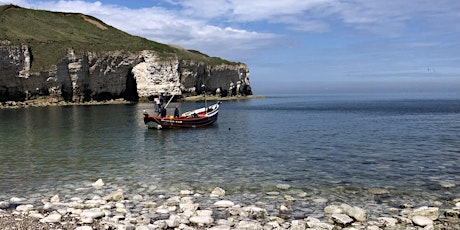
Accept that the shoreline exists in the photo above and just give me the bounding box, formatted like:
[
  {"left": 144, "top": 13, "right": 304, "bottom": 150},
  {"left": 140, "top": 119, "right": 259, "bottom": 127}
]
[
  {"left": 0, "top": 95, "right": 267, "bottom": 109},
  {"left": 181, "top": 95, "right": 267, "bottom": 102},
  {"left": 0, "top": 180, "right": 458, "bottom": 229}
]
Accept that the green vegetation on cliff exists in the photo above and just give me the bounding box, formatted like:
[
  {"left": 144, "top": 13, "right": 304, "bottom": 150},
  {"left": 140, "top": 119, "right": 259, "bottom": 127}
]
[{"left": 0, "top": 4, "right": 236, "bottom": 71}]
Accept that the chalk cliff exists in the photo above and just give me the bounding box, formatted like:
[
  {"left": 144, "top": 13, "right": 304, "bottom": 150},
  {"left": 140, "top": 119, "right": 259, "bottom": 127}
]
[
  {"left": 0, "top": 5, "right": 252, "bottom": 103},
  {"left": 0, "top": 43, "right": 251, "bottom": 103}
]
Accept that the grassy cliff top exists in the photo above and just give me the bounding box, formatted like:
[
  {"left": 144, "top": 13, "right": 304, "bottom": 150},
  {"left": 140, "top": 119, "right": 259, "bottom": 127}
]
[{"left": 0, "top": 4, "right": 237, "bottom": 71}]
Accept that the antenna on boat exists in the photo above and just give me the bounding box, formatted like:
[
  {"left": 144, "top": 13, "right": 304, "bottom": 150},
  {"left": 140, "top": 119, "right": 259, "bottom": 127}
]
[
  {"left": 202, "top": 84, "right": 207, "bottom": 112},
  {"left": 164, "top": 93, "right": 175, "bottom": 109}
]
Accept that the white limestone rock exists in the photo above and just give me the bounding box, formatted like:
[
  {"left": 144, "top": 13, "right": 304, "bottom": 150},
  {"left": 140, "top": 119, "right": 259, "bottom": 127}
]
[
  {"left": 132, "top": 52, "right": 181, "bottom": 98},
  {"left": 243, "top": 205, "right": 268, "bottom": 219},
  {"left": 50, "top": 194, "right": 60, "bottom": 203},
  {"left": 16, "top": 204, "right": 33, "bottom": 212},
  {"left": 331, "top": 213, "right": 354, "bottom": 225},
  {"left": 180, "top": 190, "right": 193, "bottom": 195},
  {"left": 80, "top": 209, "right": 105, "bottom": 219},
  {"left": 189, "top": 215, "right": 214, "bottom": 225},
  {"left": 166, "top": 214, "right": 181, "bottom": 228},
  {"left": 180, "top": 202, "right": 199, "bottom": 213},
  {"left": 410, "top": 206, "right": 439, "bottom": 220},
  {"left": 40, "top": 212, "right": 62, "bottom": 223},
  {"left": 0, "top": 201, "right": 10, "bottom": 209},
  {"left": 377, "top": 217, "right": 398, "bottom": 227},
  {"left": 92, "top": 179, "right": 105, "bottom": 188},
  {"left": 324, "top": 205, "right": 343, "bottom": 214},
  {"left": 276, "top": 184, "right": 291, "bottom": 190},
  {"left": 103, "top": 189, "right": 124, "bottom": 201},
  {"left": 237, "top": 220, "right": 263, "bottom": 230},
  {"left": 214, "top": 200, "right": 235, "bottom": 208},
  {"left": 344, "top": 205, "right": 367, "bottom": 222},
  {"left": 28, "top": 211, "right": 45, "bottom": 219},
  {"left": 290, "top": 219, "right": 307, "bottom": 230},
  {"left": 210, "top": 187, "right": 226, "bottom": 198},
  {"left": 10, "top": 197, "right": 23, "bottom": 203},
  {"left": 412, "top": 215, "right": 433, "bottom": 227},
  {"left": 75, "top": 226, "right": 93, "bottom": 230},
  {"left": 307, "top": 221, "right": 334, "bottom": 230}
]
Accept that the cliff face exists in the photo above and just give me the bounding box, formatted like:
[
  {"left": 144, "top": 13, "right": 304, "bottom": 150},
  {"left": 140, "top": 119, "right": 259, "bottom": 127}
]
[{"left": 0, "top": 44, "right": 252, "bottom": 102}]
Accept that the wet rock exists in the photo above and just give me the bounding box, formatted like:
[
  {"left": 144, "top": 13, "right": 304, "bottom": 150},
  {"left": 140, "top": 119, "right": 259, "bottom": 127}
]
[
  {"left": 276, "top": 184, "right": 291, "bottom": 190},
  {"left": 50, "top": 194, "right": 60, "bottom": 203},
  {"left": 180, "top": 190, "right": 193, "bottom": 195},
  {"left": 331, "top": 213, "right": 353, "bottom": 226},
  {"left": 180, "top": 202, "right": 199, "bottom": 213},
  {"left": 368, "top": 187, "right": 390, "bottom": 195},
  {"left": 344, "top": 205, "right": 367, "bottom": 222},
  {"left": 410, "top": 206, "right": 439, "bottom": 220},
  {"left": 266, "top": 191, "right": 280, "bottom": 196},
  {"left": 103, "top": 189, "right": 124, "bottom": 202},
  {"left": 244, "top": 206, "right": 268, "bottom": 219},
  {"left": 10, "top": 197, "right": 24, "bottom": 203},
  {"left": 210, "top": 187, "right": 226, "bottom": 198},
  {"left": 324, "top": 205, "right": 342, "bottom": 214},
  {"left": 440, "top": 182, "right": 456, "bottom": 188},
  {"left": 214, "top": 200, "right": 234, "bottom": 208},
  {"left": 92, "top": 179, "right": 105, "bottom": 188}
]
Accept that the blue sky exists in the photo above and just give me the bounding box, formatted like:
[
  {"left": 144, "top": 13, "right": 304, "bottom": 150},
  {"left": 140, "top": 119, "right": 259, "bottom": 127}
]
[{"left": 2, "top": 0, "right": 460, "bottom": 94}]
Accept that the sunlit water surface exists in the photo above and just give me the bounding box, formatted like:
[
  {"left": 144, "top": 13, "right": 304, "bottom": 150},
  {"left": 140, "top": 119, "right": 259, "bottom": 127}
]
[{"left": 1, "top": 93, "right": 459, "bottom": 205}]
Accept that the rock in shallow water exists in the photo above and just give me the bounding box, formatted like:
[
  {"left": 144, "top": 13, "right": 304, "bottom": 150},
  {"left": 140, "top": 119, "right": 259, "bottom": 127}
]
[
  {"left": 331, "top": 213, "right": 353, "bottom": 226},
  {"left": 210, "top": 187, "right": 226, "bottom": 198},
  {"left": 214, "top": 200, "right": 234, "bottom": 208},
  {"left": 92, "top": 179, "right": 105, "bottom": 189},
  {"left": 410, "top": 206, "right": 439, "bottom": 220}
]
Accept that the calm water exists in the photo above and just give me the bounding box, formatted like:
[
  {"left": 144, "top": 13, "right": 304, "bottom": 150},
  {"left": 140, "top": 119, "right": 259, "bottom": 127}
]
[{"left": 1, "top": 93, "right": 459, "bottom": 203}]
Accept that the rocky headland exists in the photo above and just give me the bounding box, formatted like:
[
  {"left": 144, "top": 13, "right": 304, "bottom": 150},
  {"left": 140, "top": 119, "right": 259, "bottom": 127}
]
[
  {"left": 0, "top": 5, "right": 252, "bottom": 107},
  {"left": 0, "top": 180, "right": 459, "bottom": 229}
]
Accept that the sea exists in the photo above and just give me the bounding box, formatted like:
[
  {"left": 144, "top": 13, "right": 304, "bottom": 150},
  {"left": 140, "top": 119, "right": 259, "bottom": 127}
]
[{"left": 0, "top": 92, "right": 459, "bottom": 210}]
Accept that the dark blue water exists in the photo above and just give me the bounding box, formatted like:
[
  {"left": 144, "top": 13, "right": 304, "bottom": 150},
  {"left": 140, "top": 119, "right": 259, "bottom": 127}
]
[{"left": 0, "top": 93, "right": 459, "bottom": 203}]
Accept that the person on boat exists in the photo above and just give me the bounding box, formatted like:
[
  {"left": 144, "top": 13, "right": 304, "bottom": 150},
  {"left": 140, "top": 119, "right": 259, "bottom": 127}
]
[
  {"left": 174, "top": 107, "right": 180, "bottom": 118},
  {"left": 154, "top": 98, "right": 160, "bottom": 114},
  {"left": 160, "top": 106, "right": 167, "bottom": 118}
]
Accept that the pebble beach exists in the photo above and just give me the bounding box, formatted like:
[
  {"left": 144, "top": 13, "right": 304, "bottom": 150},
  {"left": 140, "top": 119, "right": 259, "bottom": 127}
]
[{"left": 1, "top": 179, "right": 459, "bottom": 229}]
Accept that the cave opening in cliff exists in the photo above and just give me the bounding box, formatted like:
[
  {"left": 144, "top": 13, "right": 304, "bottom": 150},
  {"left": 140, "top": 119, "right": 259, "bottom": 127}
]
[{"left": 124, "top": 69, "right": 139, "bottom": 102}]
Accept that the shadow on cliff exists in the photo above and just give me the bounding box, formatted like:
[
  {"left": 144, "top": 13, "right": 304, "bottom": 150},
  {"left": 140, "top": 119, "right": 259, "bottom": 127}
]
[{"left": 123, "top": 70, "right": 139, "bottom": 102}]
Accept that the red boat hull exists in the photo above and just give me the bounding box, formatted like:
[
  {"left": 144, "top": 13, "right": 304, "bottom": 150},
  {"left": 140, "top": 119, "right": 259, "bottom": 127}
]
[{"left": 143, "top": 102, "right": 220, "bottom": 129}]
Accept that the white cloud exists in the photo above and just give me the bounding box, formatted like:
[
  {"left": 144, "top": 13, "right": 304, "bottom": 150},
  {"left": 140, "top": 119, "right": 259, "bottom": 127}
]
[{"left": 3, "top": 0, "right": 460, "bottom": 69}]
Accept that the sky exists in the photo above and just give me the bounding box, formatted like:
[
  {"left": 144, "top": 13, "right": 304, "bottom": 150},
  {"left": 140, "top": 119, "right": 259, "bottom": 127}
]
[{"left": 2, "top": 0, "right": 460, "bottom": 94}]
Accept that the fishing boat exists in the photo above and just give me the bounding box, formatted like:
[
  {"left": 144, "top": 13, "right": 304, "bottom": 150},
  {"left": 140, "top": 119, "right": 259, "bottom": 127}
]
[{"left": 143, "top": 101, "right": 221, "bottom": 129}]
